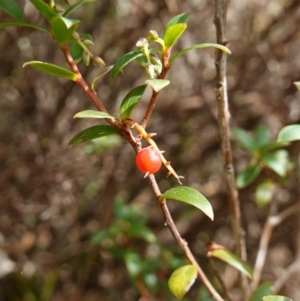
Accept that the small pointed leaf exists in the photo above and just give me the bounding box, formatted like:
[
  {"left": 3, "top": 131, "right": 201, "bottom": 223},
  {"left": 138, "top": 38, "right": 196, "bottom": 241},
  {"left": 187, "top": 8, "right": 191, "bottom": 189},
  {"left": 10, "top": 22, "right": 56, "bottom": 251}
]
[
  {"left": 209, "top": 248, "right": 253, "bottom": 279},
  {"left": 0, "top": 0, "right": 24, "bottom": 22},
  {"left": 261, "top": 150, "right": 290, "bottom": 177},
  {"left": 232, "top": 127, "right": 256, "bottom": 153},
  {"left": 163, "top": 13, "right": 190, "bottom": 35},
  {"left": 145, "top": 79, "right": 170, "bottom": 92},
  {"left": 236, "top": 164, "right": 262, "bottom": 188},
  {"left": 255, "top": 180, "right": 274, "bottom": 207},
  {"left": 160, "top": 186, "right": 213, "bottom": 220},
  {"left": 168, "top": 265, "right": 197, "bottom": 300},
  {"left": 110, "top": 50, "right": 144, "bottom": 82},
  {"left": 120, "top": 85, "right": 147, "bottom": 119},
  {"left": 52, "top": 16, "right": 80, "bottom": 45},
  {"left": 170, "top": 43, "right": 231, "bottom": 64},
  {"left": 29, "top": 0, "right": 54, "bottom": 21},
  {"left": 23, "top": 61, "right": 79, "bottom": 81},
  {"left": 163, "top": 23, "right": 187, "bottom": 49},
  {"left": 277, "top": 125, "right": 300, "bottom": 143},
  {"left": 68, "top": 125, "right": 119, "bottom": 145},
  {"left": 73, "top": 110, "right": 115, "bottom": 119},
  {"left": 263, "top": 296, "right": 292, "bottom": 301},
  {"left": 249, "top": 282, "right": 274, "bottom": 301}
]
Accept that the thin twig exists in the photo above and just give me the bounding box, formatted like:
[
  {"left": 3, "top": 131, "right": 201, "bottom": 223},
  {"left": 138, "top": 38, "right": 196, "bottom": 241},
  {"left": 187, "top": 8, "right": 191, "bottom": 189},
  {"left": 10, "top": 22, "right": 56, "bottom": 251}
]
[
  {"left": 251, "top": 202, "right": 300, "bottom": 292},
  {"left": 146, "top": 175, "right": 225, "bottom": 301},
  {"left": 214, "top": 0, "right": 249, "bottom": 297},
  {"left": 141, "top": 53, "right": 170, "bottom": 128}
]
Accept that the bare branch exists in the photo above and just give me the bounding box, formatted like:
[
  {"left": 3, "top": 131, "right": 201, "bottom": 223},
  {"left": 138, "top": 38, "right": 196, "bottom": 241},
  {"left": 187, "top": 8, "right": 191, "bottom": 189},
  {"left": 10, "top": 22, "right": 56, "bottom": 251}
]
[{"left": 214, "top": 0, "right": 249, "bottom": 297}]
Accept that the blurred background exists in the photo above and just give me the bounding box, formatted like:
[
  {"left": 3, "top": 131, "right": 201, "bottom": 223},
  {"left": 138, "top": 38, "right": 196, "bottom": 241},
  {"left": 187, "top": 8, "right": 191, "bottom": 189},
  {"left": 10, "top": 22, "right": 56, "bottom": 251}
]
[{"left": 0, "top": 0, "right": 300, "bottom": 300}]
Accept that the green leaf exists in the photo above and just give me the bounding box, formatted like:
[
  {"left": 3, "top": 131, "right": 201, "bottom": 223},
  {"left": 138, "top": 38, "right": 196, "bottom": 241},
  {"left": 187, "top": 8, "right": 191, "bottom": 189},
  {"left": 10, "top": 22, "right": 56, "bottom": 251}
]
[
  {"left": 209, "top": 248, "right": 253, "bottom": 279},
  {"left": 260, "top": 141, "right": 290, "bottom": 153},
  {"left": 52, "top": 16, "right": 80, "bottom": 45},
  {"left": 69, "top": 40, "right": 84, "bottom": 62},
  {"left": 125, "top": 252, "right": 142, "bottom": 277},
  {"left": 127, "top": 224, "right": 156, "bottom": 243},
  {"left": 163, "top": 23, "right": 187, "bottom": 49},
  {"left": 120, "top": 85, "right": 147, "bottom": 119},
  {"left": 163, "top": 13, "right": 190, "bottom": 35},
  {"left": 73, "top": 110, "right": 115, "bottom": 119},
  {"left": 145, "top": 79, "right": 170, "bottom": 93},
  {"left": 0, "top": 0, "right": 24, "bottom": 22},
  {"left": 29, "top": 0, "right": 54, "bottom": 22},
  {"left": 232, "top": 127, "right": 256, "bottom": 153},
  {"left": 254, "top": 125, "right": 270, "bottom": 149},
  {"left": 263, "top": 296, "right": 293, "bottom": 301},
  {"left": 0, "top": 22, "right": 50, "bottom": 33},
  {"left": 23, "top": 61, "right": 79, "bottom": 81},
  {"left": 236, "top": 164, "right": 262, "bottom": 188},
  {"left": 248, "top": 282, "right": 273, "bottom": 301},
  {"left": 63, "top": 0, "right": 97, "bottom": 17},
  {"left": 261, "top": 150, "right": 290, "bottom": 177},
  {"left": 277, "top": 125, "right": 300, "bottom": 143},
  {"left": 294, "top": 81, "right": 300, "bottom": 90},
  {"left": 170, "top": 43, "right": 231, "bottom": 64},
  {"left": 255, "top": 180, "right": 274, "bottom": 207},
  {"left": 68, "top": 125, "right": 119, "bottom": 145},
  {"left": 168, "top": 265, "right": 197, "bottom": 300},
  {"left": 160, "top": 186, "right": 214, "bottom": 220},
  {"left": 110, "top": 50, "right": 144, "bottom": 82}
]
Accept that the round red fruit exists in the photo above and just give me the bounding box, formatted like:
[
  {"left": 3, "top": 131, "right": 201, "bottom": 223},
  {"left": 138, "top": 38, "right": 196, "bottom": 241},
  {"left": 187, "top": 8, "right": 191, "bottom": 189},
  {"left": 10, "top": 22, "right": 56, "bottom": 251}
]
[{"left": 136, "top": 146, "right": 162, "bottom": 174}]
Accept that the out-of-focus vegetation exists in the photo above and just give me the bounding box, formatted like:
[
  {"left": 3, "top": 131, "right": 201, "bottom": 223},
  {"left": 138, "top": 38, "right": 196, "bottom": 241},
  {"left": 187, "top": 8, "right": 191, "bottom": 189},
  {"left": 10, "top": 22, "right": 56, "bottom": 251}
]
[{"left": 0, "top": 0, "right": 300, "bottom": 300}]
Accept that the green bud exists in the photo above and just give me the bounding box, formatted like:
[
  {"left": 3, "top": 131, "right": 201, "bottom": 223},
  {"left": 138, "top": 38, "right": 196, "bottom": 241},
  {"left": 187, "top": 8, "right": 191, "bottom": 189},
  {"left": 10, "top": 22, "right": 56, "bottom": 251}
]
[
  {"left": 83, "top": 39, "right": 94, "bottom": 47},
  {"left": 136, "top": 38, "right": 148, "bottom": 50},
  {"left": 83, "top": 51, "right": 90, "bottom": 66},
  {"left": 93, "top": 56, "right": 106, "bottom": 67},
  {"left": 148, "top": 30, "right": 159, "bottom": 41},
  {"left": 145, "top": 63, "right": 155, "bottom": 79}
]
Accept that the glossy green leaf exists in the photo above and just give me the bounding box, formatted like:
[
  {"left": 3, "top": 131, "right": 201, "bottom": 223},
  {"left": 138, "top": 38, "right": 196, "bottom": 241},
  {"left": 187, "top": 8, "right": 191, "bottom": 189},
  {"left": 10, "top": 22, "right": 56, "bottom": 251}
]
[
  {"left": 52, "top": 16, "right": 80, "bottom": 45},
  {"left": 260, "top": 141, "right": 290, "bottom": 153},
  {"left": 160, "top": 186, "right": 213, "bottom": 220},
  {"left": 261, "top": 150, "right": 290, "bottom": 177},
  {"left": 120, "top": 85, "right": 147, "bottom": 119},
  {"left": 163, "top": 13, "right": 190, "bottom": 35},
  {"left": 294, "top": 81, "right": 300, "bottom": 90},
  {"left": 29, "top": 0, "right": 54, "bottom": 22},
  {"left": 125, "top": 252, "right": 142, "bottom": 277},
  {"left": 110, "top": 50, "right": 144, "bottom": 82},
  {"left": 170, "top": 43, "right": 231, "bottom": 64},
  {"left": 73, "top": 110, "right": 115, "bottom": 119},
  {"left": 255, "top": 181, "right": 274, "bottom": 207},
  {"left": 236, "top": 164, "right": 262, "bottom": 188},
  {"left": 168, "top": 265, "right": 197, "bottom": 300},
  {"left": 68, "top": 125, "right": 119, "bottom": 145},
  {"left": 163, "top": 23, "right": 187, "bottom": 49},
  {"left": 209, "top": 248, "right": 253, "bottom": 279},
  {"left": 23, "top": 61, "right": 79, "bottom": 81},
  {"left": 0, "top": 0, "right": 24, "bottom": 22},
  {"left": 0, "top": 22, "right": 49, "bottom": 33},
  {"left": 263, "top": 296, "right": 292, "bottom": 301},
  {"left": 232, "top": 127, "right": 256, "bottom": 153},
  {"left": 249, "top": 281, "right": 273, "bottom": 301},
  {"left": 277, "top": 125, "right": 300, "bottom": 143},
  {"left": 145, "top": 79, "right": 170, "bottom": 92}
]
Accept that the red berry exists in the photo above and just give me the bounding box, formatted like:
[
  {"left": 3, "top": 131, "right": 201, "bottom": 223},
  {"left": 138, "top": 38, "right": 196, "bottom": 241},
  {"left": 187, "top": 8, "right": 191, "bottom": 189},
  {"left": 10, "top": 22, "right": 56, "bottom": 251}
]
[{"left": 136, "top": 146, "right": 162, "bottom": 174}]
